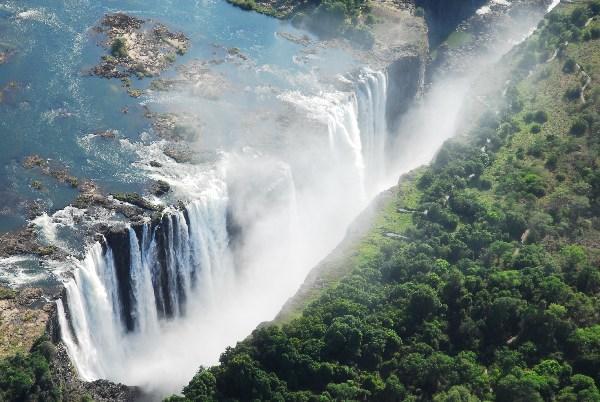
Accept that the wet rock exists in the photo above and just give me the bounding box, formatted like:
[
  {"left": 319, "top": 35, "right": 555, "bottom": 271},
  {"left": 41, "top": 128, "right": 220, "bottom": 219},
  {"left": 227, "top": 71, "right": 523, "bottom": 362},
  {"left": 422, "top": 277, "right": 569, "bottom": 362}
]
[
  {"left": 112, "top": 192, "right": 161, "bottom": 211},
  {"left": 30, "top": 180, "right": 43, "bottom": 190},
  {"left": 23, "top": 154, "right": 46, "bottom": 169},
  {"left": 151, "top": 180, "right": 170, "bottom": 196},
  {"left": 50, "top": 342, "right": 140, "bottom": 401},
  {"left": 36, "top": 245, "right": 58, "bottom": 257},
  {"left": 94, "top": 129, "right": 118, "bottom": 139},
  {"left": 0, "top": 227, "right": 41, "bottom": 258},
  {"left": 127, "top": 88, "right": 142, "bottom": 98},
  {"left": 0, "top": 81, "right": 25, "bottom": 107},
  {"left": 23, "top": 199, "right": 46, "bottom": 220},
  {"left": 276, "top": 31, "right": 312, "bottom": 46},
  {"left": 23, "top": 155, "right": 81, "bottom": 189},
  {"left": 164, "top": 144, "right": 193, "bottom": 163},
  {"left": 227, "top": 47, "right": 248, "bottom": 60},
  {"left": 149, "top": 78, "right": 185, "bottom": 92},
  {"left": 72, "top": 192, "right": 109, "bottom": 209},
  {"left": 149, "top": 160, "right": 162, "bottom": 168}
]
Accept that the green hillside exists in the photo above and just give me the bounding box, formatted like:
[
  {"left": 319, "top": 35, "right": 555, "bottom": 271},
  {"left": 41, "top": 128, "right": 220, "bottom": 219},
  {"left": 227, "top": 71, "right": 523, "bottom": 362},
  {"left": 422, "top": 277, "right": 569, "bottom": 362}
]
[{"left": 167, "top": 1, "right": 600, "bottom": 400}]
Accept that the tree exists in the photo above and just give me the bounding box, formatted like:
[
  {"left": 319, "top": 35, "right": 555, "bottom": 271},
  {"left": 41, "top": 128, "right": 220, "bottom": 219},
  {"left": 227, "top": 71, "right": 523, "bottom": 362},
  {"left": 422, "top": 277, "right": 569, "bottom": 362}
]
[
  {"left": 407, "top": 284, "right": 441, "bottom": 323},
  {"left": 433, "top": 385, "right": 480, "bottom": 402},
  {"left": 182, "top": 368, "right": 216, "bottom": 400},
  {"left": 324, "top": 316, "right": 363, "bottom": 362}
]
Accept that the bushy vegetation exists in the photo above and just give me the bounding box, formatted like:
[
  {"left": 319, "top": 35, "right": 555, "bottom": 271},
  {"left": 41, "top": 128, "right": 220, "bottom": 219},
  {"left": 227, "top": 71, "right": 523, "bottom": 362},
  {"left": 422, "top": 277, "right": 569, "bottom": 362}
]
[
  {"left": 110, "top": 37, "right": 128, "bottom": 58},
  {"left": 166, "top": 3, "right": 600, "bottom": 402},
  {"left": 0, "top": 337, "right": 61, "bottom": 402}
]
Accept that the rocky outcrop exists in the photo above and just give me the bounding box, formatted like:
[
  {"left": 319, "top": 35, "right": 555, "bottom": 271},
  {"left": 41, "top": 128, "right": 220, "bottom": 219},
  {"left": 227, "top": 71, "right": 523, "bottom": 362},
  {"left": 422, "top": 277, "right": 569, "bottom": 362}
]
[
  {"left": 50, "top": 342, "right": 140, "bottom": 402},
  {"left": 416, "top": 0, "right": 487, "bottom": 46},
  {"left": 385, "top": 54, "right": 424, "bottom": 131},
  {"left": 22, "top": 154, "right": 79, "bottom": 188},
  {"left": 90, "top": 13, "right": 189, "bottom": 80},
  {"left": 151, "top": 180, "right": 171, "bottom": 196}
]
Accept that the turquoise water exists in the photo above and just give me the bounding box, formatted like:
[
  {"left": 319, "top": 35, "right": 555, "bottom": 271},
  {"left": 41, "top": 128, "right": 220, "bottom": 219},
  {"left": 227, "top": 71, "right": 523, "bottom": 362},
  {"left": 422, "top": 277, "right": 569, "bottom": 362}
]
[{"left": 0, "top": 0, "right": 355, "bottom": 232}]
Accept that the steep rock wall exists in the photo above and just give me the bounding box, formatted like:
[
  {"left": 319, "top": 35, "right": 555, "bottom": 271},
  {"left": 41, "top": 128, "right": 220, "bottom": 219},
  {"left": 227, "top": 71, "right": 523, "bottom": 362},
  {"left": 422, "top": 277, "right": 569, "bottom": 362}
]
[{"left": 416, "top": 0, "right": 487, "bottom": 46}]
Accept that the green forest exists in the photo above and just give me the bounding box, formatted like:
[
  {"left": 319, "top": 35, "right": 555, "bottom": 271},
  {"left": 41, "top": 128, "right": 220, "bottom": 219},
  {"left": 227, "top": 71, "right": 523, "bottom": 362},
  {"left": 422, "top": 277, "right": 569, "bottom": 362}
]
[{"left": 167, "top": 2, "right": 600, "bottom": 401}]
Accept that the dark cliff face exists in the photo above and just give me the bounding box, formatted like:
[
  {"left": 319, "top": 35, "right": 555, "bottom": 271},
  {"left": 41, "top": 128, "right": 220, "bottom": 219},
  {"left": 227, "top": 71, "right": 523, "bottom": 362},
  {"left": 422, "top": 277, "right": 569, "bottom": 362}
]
[
  {"left": 416, "top": 0, "right": 487, "bottom": 46},
  {"left": 104, "top": 226, "right": 135, "bottom": 332},
  {"left": 385, "top": 54, "right": 424, "bottom": 132}
]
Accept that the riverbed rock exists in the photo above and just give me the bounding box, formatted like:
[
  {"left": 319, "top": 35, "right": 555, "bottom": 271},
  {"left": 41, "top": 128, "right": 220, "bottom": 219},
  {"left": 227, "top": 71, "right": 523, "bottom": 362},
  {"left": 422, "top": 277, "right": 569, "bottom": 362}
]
[
  {"left": 22, "top": 154, "right": 46, "bottom": 169},
  {"left": 163, "top": 144, "right": 194, "bottom": 163},
  {"left": 151, "top": 180, "right": 170, "bottom": 196},
  {"left": 94, "top": 129, "right": 118, "bottom": 139},
  {"left": 0, "top": 227, "right": 41, "bottom": 257},
  {"left": 23, "top": 154, "right": 81, "bottom": 189},
  {"left": 90, "top": 13, "right": 189, "bottom": 80},
  {"left": 111, "top": 192, "right": 161, "bottom": 212}
]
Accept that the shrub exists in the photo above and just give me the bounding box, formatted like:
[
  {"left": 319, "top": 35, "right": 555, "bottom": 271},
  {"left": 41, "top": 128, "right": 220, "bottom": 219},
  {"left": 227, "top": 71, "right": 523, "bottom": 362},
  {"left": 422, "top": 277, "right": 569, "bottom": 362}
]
[
  {"left": 545, "top": 154, "right": 558, "bottom": 170},
  {"left": 531, "top": 124, "right": 541, "bottom": 134},
  {"left": 570, "top": 118, "right": 588, "bottom": 136},
  {"left": 524, "top": 112, "right": 535, "bottom": 124},
  {"left": 570, "top": 7, "right": 589, "bottom": 28},
  {"left": 528, "top": 141, "right": 544, "bottom": 158},
  {"left": 533, "top": 110, "right": 548, "bottom": 124},
  {"left": 563, "top": 58, "right": 577, "bottom": 73},
  {"left": 570, "top": 27, "right": 583, "bottom": 42},
  {"left": 110, "top": 37, "right": 128, "bottom": 58},
  {"left": 565, "top": 86, "right": 581, "bottom": 101}
]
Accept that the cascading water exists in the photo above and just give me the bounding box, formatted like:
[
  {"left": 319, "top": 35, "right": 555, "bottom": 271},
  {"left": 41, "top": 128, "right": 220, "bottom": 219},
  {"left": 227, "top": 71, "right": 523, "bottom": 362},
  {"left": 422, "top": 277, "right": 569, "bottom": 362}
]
[
  {"left": 58, "top": 68, "right": 392, "bottom": 395},
  {"left": 58, "top": 184, "right": 233, "bottom": 383},
  {"left": 356, "top": 69, "right": 388, "bottom": 191}
]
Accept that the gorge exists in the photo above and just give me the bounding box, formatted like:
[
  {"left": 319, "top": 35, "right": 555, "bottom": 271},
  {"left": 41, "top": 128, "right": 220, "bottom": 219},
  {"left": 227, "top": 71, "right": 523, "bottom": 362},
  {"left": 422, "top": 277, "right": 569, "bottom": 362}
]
[{"left": 2, "top": 0, "right": 597, "bottom": 401}]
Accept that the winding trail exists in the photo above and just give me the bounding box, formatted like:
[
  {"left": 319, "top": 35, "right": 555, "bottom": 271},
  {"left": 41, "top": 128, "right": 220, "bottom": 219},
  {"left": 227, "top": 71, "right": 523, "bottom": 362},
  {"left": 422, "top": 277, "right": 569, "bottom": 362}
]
[{"left": 577, "top": 63, "right": 591, "bottom": 103}]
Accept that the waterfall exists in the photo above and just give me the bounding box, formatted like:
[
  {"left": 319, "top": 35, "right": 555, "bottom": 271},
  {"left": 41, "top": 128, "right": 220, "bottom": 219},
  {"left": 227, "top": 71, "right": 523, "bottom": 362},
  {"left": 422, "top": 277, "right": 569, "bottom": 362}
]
[
  {"left": 325, "top": 93, "right": 367, "bottom": 202},
  {"left": 57, "top": 68, "right": 391, "bottom": 393},
  {"left": 356, "top": 68, "right": 388, "bottom": 190},
  {"left": 58, "top": 185, "right": 233, "bottom": 384}
]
